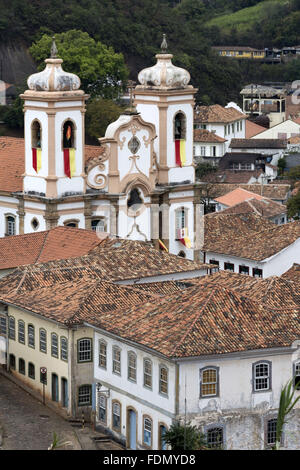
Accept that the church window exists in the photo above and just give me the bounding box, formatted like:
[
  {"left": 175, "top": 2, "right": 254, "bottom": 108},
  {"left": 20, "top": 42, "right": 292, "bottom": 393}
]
[
  {"left": 63, "top": 120, "right": 76, "bottom": 149},
  {"left": 31, "top": 218, "right": 39, "bottom": 231},
  {"left": 5, "top": 215, "right": 16, "bottom": 236},
  {"left": 31, "top": 120, "right": 42, "bottom": 149},
  {"left": 178, "top": 250, "right": 186, "bottom": 258},
  {"left": 174, "top": 112, "right": 186, "bottom": 140},
  {"left": 175, "top": 207, "right": 187, "bottom": 240},
  {"left": 128, "top": 136, "right": 141, "bottom": 154},
  {"left": 91, "top": 218, "right": 106, "bottom": 232},
  {"left": 64, "top": 219, "right": 79, "bottom": 228},
  {"left": 127, "top": 188, "right": 143, "bottom": 214}
]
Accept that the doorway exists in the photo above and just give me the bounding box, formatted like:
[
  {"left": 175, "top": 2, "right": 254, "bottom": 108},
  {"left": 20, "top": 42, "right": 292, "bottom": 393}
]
[
  {"left": 61, "top": 377, "right": 68, "bottom": 408},
  {"left": 127, "top": 409, "right": 137, "bottom": 450}
]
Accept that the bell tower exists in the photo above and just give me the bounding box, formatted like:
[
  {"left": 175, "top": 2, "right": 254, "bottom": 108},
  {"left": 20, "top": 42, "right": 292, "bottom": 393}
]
[
  {"left": 134, "top": 35, "right": 197, "bottom": 185},
  {"left": 21, "top": 38, "right": 89, "bottom": 199}
]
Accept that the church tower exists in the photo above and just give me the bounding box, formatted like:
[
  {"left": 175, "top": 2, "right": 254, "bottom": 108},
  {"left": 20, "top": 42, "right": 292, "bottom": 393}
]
[
  {"left": 134, "top": 35, "right": 197, "bottom": 186},
  {"left": 21, "top": 39, "right": 88, "bottom": 199}
]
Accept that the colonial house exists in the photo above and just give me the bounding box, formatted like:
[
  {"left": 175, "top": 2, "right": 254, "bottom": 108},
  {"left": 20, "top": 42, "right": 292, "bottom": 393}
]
[
  {"left": 218, "top": 152, "right": 277, "bottom": 181},
  {"left": 89, "top": 281, "right": 300, "bottom": 450},
  {"left": 251, "top": 119, "right": 300, "bottom": 141},
  {"left": 202, "top": 219, "right": 300, "bottom": 278},
  {"left": 0, "top": 239, "right": 215, "bottom": 419},
  {"left": 0, "top": 37, "right": 207, "bottom": 261},
  {"left": 194, "top": 104, "right": 246, "bottom": 152},
  {"left": 219, "top": 197, "right": 288, "bottom": 225},
  {"left": 193, "top": 129, "right": 227, "bottom": 166},
  {"left": 229, "top": 138, "right": 287, "bottom": 167}
]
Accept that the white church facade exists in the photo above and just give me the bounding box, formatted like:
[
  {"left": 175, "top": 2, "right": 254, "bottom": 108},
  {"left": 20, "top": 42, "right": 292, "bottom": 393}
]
[{"left": 1, "top": 38, "right": 204, "bottom": 261}]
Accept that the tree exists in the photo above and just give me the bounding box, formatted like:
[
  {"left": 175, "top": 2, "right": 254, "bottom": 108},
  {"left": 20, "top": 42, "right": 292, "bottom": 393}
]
[
  {"left": 275, "top": 379, "right": 300, "bottom": 450},
  {"left": 163, "top": 421, "right": 208, "bottom": 450},
  {"left": 287, "top": 190, "right": 300, "bottom": 219},
  {"left": 29, "top": 30, "right": 129, "bottom": 99},
  {"left": 85, "top": 98, "right": 125, "bottom": 143},
  {"left": 286, "top": 165, "right": 300, "bottom": 183},
  {"left": 277, "top": 156, "right": 287, "bottom": 177}
]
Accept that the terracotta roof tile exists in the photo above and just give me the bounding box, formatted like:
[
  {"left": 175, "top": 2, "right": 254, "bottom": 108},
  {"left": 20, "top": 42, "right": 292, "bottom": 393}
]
[
  {"left": 0, "top": 226, "right": 101, "bottom": 270},
  {"left": 215, "top": 187, "right": 266, "bottom": 207},
  {"left": 221, "top": 197, "right": 286, "bottom": 219},
  {"left": 230, "top": 138, "right": 287, "bottom": 149},
  {"left": 194, "top": 129, "right": 227, "bottom": 143},
  {"left": 204, "top": 183, "right": 291, "bottom": 201},
  {"left": 245, "top": 120, "right": 266, "bottom": 138},
  {"left": 281, "top": 264, "right": 300, "bottom": 283},
  {"left": 194, "top": 105, "right": 246, "bottom": 124}
]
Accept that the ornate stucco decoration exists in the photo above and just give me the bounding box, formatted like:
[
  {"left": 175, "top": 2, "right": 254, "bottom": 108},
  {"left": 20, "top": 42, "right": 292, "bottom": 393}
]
[
  {"left": 126, "top": 220, "right": 147, "bottom": 241},
  {"left": 86, "top": 144, "right": 110, "bottom": 190}
]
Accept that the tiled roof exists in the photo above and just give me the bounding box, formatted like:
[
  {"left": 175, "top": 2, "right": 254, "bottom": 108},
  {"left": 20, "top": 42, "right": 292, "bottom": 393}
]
[
  {"left": 230, "top": 139, "right": 287, "bottom": 149},
  {"left": 194, "top": 129, "right": 227, "bottom": 143},
  {"left": 203, "top": 220, "right": 300, "bottom": 261},
  {"left": 221, "top": 197, "right": 287, "bottom": 219},
  {"left": 215, "top": 187, "right": 266, "bottom": 207},
  {"left": 0, "top": 226, "right": 102, "bottom": 270},
  {"left": 205, "top": 183, "right": 291, "bottom": 201},
  {"left": 200, "top": 170, "right": 263, "bottom": 184},
  {"left": 194, "top": 105, "right": 246, "bottom": 124},
  {"left": 0, "top": 136, "right": 103, "bottom": 193},
  {"left": 281, "top": 264, "right": 300, "bottom": 283},
  {"left": 189, "top": 271, "right": 300, "bottom": 310},
  {"left": 288, "top": 135, "right": 300, "bottom": 144},
  {"left": 80, "top": 284, "right": 300, "bottom": 358},
  {"left": 0, "top": 277, "right": 156, "bottom": 326},
  {"left": 203, "top": 212, "right": 274, "bottom": 255},
  {"left": 246, "top": 120, "right": 266, "bottom": 138}
]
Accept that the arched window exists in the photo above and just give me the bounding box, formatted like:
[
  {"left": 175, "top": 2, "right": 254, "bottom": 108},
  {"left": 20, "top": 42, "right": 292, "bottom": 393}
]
[
  {"left": 143, "top": 416, "right": 153, "bottom": 448},
  {"left": 143, "top": 359, "right": 152, "bottom": 389},
  {"left": 31, "top": 120, "right": 42, "bottom": 148},
  {"left": 60, "top": 336, "right": 68, "bottom": 362},
  {"left": 98, "top": 340, "right": 107, "bottom": 369},
  {"left": 91, "top": 218, "right": 106, "bottom": 232},
  {"left": 64, "top": 219, "right": 79, "bottom": 228},
  {"left": 28, "top": 362, "right": 35, "bottom": 379},
  {"left": 159, "top": 365, "right": 168, "bottom": 395},
  {"left": 51, "top": 333, "right": 58, "bottom": 358},
  {"left": 39, "top": 328, "right": 47, "bottom": 353},
  {"left": 200, "top": 367, "right": 219, "bottom": 397},
  {"left": 28, "top": 324, "right": 35, "bottom": 348},
  {"left": 112, "top": 346, "right": 121, "bottom": 375},
  {"left": 174, "top": 112, "right": 186, "bottom": 140},
  {"left": 99, "top": 395, "right": 107, "bottom": 423},
  {"left": 5, "top": 215, "right": 16, "bottom": 236},
  {"left": 128, "top": 351, "right": 137, "bottom": 382},
  {"left": 63, "top": 120, "right": 76, "bottom": 149},
  {"left": 19, "top": 358, "right": 25, "bottom": 375},
  {"left": 8, "top": 316, "right": 15, "bottom": 340},
  {"left": 18, "top": 320, "right": 25, "bottom": 344},
  {"left": 178, "top": 250, "right": 186, "bottom": 258},
  {"left": 112, "top": 401, "right": 121, "bottom": 431},
  {"left": 127, "top": 188, "right": 143, "bottom": 215}
]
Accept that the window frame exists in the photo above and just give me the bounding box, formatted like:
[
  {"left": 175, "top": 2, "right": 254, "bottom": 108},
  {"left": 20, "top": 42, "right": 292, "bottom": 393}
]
[
  {"left": 252, "top": 361, "right": 272, "bottom": 393},
  {"left": 127, "top": 351, "right": 137, "bottom": 383},
  {"left": 5, "top": 214, "right": 16, "bottom": 236},
  {"left": 206, "top": 425, "right": 224, "bottom": 449},
  {"left": 28, "top": 324, "right": 35, "bottom": 349},
  {"left": 60, "top": 336, "right": 68, "bottom": 362},
  {"left": 98, "top": 394, "right": 107, "bottom": 424},
  {"left": 18, "top": 320, "right": 25, "bottom": 344},
  {"left": 8, "top": 316, "right": 15, "bottom": 340},
  {"left": 293, "top": 362, "right": 300, "bottom": 391},
  {"left": 77, "top": 338, "right": 93, "bottom": 363},
  {"left": 28, "top": 362, "right": 35, "bottom": 380},
  {"left": 0, "top": 316, "right": 6, "bottom": 336},
  {"left": 18, "top": 358, "right": 25, "bottom": 375},
  {"left": 159, "top": 365, "right": 168, "bottom": 396},
  {"left": 112, "top": 400, "right": 122, "bottom": 432},
  {"left": 143, "top": 415, "right": 153, "bottom": 449},
  {"left": 200, "top": 366, "right": 219, "bottom": 398},
  {"left": 98, "top": 340, "right": 107, "bottom": 369},
  {"left": 51, "top": 332, "right": 59, "bottom": 358},
  {"left": 39, "top": 328, "right": 47, "bottom": 353},
  {"left": 112, "top": 346, "right": 121, "bottom": 375},
  {"left": 143, "top": 358, "right": 153, "bottom": 390},
  {"left": 78, "top": 384, "right": 92, "bottom": 406}
]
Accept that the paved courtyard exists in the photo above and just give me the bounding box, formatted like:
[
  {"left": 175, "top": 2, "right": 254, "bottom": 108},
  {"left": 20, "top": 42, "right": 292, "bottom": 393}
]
[{"left": 0, "top": 373, "right": 122, "bottom": 451}]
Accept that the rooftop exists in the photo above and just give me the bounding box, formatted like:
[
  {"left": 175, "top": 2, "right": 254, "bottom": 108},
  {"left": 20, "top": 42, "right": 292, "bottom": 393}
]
[
  {"left": 0, "top": 226, "right": 102, "bottom": 270},
  {"left": 194, "top": 129, "right": 227, "bottom": 143},
  {"left": 245, "top": 120, "right": 267, "bottom": 138},
  {"left": 230, "top": 138, "right": 287, "bottom": 149},
  {"left": 204, "top": 183, "right": 291, "bottom": 201},
  {"left": 215, "top": 187, "right": 266, "bottom": 207},
  {"left": 194, "top": 104, "right": 246, "bottom": 124},
  {"left": 220, "top": 197, "right": 287, "bottom": 219},
  {"left": 281, "top": 264, "right": 300, "bottom": 284}
]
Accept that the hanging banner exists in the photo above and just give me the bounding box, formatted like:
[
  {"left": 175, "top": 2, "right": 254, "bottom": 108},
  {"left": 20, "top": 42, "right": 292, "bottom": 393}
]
[
  {"left": 64, "top": 148, "right": 76, "bottom": 178},
  {"left": 32, "top": 148, "right": 42, "bottom": 173},
  {"left": 175, "top": 139, "right": 186, "bottom": 167}
]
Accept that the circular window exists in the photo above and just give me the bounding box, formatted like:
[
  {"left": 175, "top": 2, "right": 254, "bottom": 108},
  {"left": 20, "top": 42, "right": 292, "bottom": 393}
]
[
  {"left": 128, "top": 136, "right": 140, "bottom": 154},
  {"left": 31, "top": 218, "right": 39, "bottom": 231}
]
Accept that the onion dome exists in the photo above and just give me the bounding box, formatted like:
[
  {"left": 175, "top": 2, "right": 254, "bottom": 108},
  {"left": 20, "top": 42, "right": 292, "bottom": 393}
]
[
  {"left": 27, "top": 37, "right": 81, "bottom": 92},
  {"left": 137, "top": 34, "right": 190, "bottom": 90}
]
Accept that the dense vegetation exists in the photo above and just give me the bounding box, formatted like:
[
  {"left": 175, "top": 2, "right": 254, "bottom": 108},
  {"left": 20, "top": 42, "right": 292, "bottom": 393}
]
[{"left": 1, "top": 0, "right": 300, "bottom": 105}]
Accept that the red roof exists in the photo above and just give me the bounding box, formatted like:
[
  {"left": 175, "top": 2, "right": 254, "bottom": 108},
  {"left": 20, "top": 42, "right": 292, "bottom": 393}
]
[
  {"left": 215, "top": 187, "right": 266, "bottom": 207},
  {"left": 0, "top": 226, "right": 102, "bottom": 270}
]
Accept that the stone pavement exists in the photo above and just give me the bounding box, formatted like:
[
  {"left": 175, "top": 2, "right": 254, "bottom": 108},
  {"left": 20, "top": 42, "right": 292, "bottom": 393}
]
[{"left": 0, "top": 372, "right": 123, "bottom": 451}]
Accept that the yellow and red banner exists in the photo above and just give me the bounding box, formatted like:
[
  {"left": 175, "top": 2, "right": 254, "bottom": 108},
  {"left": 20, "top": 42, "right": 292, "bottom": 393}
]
[
  {"left": 177, "top": 228, "right": 192, "bottom": 249},
  {"left": 64, "top": 148, "right": 76, "bottom": 178},
  {"left": 32, "top": 148, "right": 42, "bottom": 173},
  {"left": 159, "top": 239, "right": 168, "bottom": 252},
  {"left": 175, "top": 139, "right": 186, "bottom": 167}
]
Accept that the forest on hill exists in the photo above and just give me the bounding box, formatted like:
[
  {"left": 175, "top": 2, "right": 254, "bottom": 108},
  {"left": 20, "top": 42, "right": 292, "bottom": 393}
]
[{"left": 1, "top": 0, "right": 300, "bottom": 135}]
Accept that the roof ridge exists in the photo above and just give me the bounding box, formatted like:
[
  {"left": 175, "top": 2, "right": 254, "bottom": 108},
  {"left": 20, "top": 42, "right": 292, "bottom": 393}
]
[{"left": 34, "top": 230, "right": 51, "bottom": 264}]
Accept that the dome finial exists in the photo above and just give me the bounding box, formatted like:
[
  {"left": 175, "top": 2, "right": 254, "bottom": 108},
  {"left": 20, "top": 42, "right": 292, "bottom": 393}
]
[
  {"left": 160, "top": 34, "right": 168, "bottom": 53},
  {"left": 50, "top": 36, "right": 59, "bottom": 59}
]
